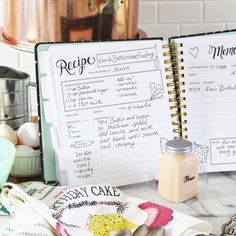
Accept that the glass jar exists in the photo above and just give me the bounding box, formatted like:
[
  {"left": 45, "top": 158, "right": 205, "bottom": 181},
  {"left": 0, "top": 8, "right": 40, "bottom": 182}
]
[{"left": 158, "top": 139, "right": 199, "bottom": 203}]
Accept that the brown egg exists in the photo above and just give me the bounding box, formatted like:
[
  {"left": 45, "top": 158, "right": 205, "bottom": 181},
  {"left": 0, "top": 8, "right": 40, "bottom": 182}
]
[
  {"left": 0, "top": 124, "right": 17, "bottom": 146},
  {"left": 31, "top": 115, "right": 39, "bottom": 124}
]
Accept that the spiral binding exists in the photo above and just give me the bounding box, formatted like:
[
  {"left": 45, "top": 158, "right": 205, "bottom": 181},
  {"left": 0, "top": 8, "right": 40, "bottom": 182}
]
[{"left": 162, "top": 43, "right": 187, "bottom": 139}]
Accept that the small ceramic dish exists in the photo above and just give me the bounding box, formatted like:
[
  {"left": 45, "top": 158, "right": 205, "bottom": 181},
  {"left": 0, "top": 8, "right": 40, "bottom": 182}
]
[{"left": 10, "top": 149, "right": 41, "bottom": 177}]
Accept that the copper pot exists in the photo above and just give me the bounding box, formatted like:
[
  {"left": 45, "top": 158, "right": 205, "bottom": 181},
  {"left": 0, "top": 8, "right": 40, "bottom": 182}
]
[{"left": 3, "top": 0, "right": 139, "bottom": 51}]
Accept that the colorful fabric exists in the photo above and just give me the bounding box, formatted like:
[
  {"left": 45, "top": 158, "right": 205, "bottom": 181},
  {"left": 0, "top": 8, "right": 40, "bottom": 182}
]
[{"left": 0, "top": 182, "right": 212, "bottom": 236}]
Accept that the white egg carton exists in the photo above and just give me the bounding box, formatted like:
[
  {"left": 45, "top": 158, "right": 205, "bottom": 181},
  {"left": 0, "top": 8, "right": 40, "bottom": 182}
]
[{"left": 10, "top": 149, "right": 41, "bottom": 177}]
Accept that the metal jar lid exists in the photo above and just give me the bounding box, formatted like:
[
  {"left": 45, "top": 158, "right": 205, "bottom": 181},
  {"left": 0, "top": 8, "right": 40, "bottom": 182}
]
[{"left": 165, "top": 139, "right": 193, "bottom": 154}]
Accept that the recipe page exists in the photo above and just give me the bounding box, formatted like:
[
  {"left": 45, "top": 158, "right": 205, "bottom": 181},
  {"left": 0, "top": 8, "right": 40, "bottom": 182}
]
[
  {"left": 174, "top": 33, "right": 236, "bottom": 172},
  {"left": 46, "top": 39, "right": 173, "bottom": 186}
]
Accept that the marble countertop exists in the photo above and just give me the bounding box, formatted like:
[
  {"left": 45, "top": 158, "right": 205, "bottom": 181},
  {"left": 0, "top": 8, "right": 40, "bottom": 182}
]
[
  {"left": 121, "top": 172, "right": 236, "bottom": 235},
  {"left": 1, "top": 172, "right": 236, "bottom": 235}
]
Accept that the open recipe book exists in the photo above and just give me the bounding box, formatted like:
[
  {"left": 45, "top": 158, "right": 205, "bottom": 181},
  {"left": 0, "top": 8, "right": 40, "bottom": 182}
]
[{"left": 36, "top": 30, "right": 236, "bottom": 186}]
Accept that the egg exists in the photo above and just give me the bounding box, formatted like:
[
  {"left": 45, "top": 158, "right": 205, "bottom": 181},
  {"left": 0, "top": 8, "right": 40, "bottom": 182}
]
[
  {"left": 31, "top": 115, "right": 38, "bottom": 124},
  {"left": 16, "top": 145, "right": 34, "bottom": 152},
  {"left": 18, "top": 122, "right": 40, "bottom": 148},
  {"left": 0, "top": 124, "right": 18, "bottom": 146},
  {"left": 15, "top": 130, "right": 21, "bottom": 145}
]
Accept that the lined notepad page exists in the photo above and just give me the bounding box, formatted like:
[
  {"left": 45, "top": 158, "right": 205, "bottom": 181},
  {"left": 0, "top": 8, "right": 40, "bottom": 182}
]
[
  {"left": 45, "top": 39, "right": 173, "bottom": 186},
  {"left": 174, "top": 34, "right": 236, "bottom": 172}
]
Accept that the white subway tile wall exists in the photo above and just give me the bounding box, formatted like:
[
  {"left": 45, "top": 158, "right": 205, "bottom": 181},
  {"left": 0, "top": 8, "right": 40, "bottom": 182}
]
[{"left": 138, "top": 0, "right": 236, "bottom": 38}]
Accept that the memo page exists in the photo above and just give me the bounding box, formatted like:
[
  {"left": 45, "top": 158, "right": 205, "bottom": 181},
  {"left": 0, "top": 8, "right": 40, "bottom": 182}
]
[
  {"left": 173, "top": 34, "right": 236, "bottom": 172},
  {"left": 44, "top": 39, "right": 173, "bottom": 186}
]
